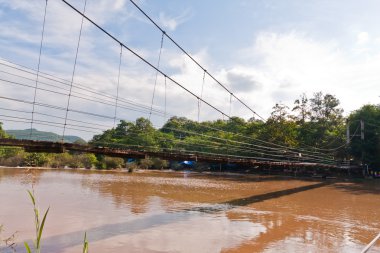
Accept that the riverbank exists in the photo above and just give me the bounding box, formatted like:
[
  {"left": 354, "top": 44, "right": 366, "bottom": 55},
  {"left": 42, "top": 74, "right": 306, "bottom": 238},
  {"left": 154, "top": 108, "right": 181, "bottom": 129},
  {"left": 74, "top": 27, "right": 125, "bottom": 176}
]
[{"left": 0, "top": 165, "right": 365, "bottom": 184}]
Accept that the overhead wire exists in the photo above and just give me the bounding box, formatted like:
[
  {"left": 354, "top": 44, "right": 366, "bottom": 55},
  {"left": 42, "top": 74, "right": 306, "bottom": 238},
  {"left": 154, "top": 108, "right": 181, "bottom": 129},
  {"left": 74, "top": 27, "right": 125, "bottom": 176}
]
[
  {"left": 149, "top": 31, "right": 165, "bottom": 121},
  {"left": 114, "top": 44, "right": 123, "bottom": 127},
  {"left": 60, "top": 0, "right": 231, "bottom": 119},
  {"left": 0, "top": 59, "right": 169, "bottom": 116},
  {"left": 128, "top": 0, "right": 265, "bottom": 121},
  {"left": 30, "top": 0, "right": 48, "bottom": 138},
  {"left": 62, "top": 0, "right": 88, "bottom": 141},
  {"left": 0, "top": 73, "right": 169, "bottom": 117}
]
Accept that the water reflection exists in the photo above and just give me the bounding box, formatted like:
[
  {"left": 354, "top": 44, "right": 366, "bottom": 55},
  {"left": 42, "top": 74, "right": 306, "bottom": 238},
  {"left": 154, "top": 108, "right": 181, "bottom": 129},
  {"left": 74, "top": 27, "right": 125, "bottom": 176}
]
[
  {"left": 22, "top": 208, "right": 265, "bottom": 253},
  {"left": 1, "top": 168, "right": 380, "bottom": 253}
]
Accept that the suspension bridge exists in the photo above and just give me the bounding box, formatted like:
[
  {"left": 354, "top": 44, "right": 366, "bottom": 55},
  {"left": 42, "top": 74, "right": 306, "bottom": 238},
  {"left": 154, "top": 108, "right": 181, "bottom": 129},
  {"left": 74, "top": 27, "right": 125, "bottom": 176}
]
[{"left": 0, "top": 0, "right": 347, "bottom": 171}]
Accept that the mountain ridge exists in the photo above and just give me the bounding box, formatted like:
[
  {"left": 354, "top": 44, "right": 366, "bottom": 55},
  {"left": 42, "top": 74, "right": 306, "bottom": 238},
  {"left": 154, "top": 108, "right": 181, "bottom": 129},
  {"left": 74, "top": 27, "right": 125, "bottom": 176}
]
[{"left": 5, "top": 129, "right": 86, "bottom": 144}]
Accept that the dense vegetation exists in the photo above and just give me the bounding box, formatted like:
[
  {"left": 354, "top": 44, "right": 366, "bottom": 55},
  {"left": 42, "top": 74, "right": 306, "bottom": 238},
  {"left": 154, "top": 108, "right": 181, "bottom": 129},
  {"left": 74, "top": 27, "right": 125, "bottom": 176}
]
[
  {"left": 0, "top": 92, "right": 379, "bottom": 169},
  {"left": 89, "top": 92, "right": 380, "bottom": 168}
]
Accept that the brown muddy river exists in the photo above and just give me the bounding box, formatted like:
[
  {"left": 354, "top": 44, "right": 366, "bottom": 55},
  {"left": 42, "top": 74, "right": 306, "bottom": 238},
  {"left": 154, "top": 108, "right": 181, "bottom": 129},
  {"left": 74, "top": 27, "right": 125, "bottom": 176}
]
[{"left": 0, "top": 168, "right": 380, "bottom": 253}]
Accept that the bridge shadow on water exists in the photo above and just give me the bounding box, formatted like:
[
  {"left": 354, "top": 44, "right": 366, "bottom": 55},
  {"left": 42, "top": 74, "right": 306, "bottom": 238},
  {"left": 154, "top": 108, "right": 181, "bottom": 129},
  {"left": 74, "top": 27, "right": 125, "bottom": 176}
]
[
  {"left": 19, "top": 181, "right": 331, "bottom": 252},
  {"left": 190, "top": 181, "right": 331, "bottom": 213},
  {"left": 223, "top": 181, "right": 331, "bottom": 206}
]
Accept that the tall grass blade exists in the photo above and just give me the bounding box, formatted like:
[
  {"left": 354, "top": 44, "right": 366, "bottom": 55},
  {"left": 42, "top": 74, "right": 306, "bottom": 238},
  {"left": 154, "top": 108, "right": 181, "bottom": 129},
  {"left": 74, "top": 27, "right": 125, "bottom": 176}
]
[
  {"left": 27, "top": 190, "right": 35, "bottom": 206},
  {"left": 82, "top": 232, "right": 89, "bottom": 253},
  {"left": 24, "top": 242, "right": 32, "bottom": 253},
  {"left": 36, "top": 207, "right": 49, "bottom": 249}
]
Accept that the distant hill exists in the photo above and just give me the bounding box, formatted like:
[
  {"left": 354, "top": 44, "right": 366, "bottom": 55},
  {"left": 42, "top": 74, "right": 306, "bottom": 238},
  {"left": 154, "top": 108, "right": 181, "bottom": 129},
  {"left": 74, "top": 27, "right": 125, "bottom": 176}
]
[{"left": 5, "top": 129, "right": 86, "bottom": 144}]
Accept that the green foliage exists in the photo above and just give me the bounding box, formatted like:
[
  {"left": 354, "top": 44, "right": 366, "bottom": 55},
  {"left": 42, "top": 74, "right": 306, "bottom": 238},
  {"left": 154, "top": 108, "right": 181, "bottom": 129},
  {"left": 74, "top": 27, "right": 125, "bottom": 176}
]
[
  {"left": 48, "top": 153, "right": 72, "bottom": 168},
  {"left": 0, "top": 147, "right": 25, "bottom": 167},
  {"left": 0, "top": 147, "right": 22, "bottom": 159},
  {"left": 87, "top": 93, "right": 349, "bottom": 166},
  {"left": 25, "top": 153, "right": 49, "bottom": 167},
  {"left": 139, "top": 158, "right": 154, "bottom": 169},
  {"left": 348, "top": 104, "right": 380, "bottom": 167},
  {"left": 91, "top": 118, "right": 160, "bottom": 150},
  {"left": 81, "top": 154, "right": 97, "bottom": 169},
  {"left": 0, "top": 122, "right": 8, "bottom": 138},
  {"left": 94, "top": 155, "right": 124, "bottom": 170},
  {"left": 0, "top": 150, "right": 100, "bottom": 170},
  {"left": 151, "top": 158, "right": 169, "bottom": 170},
  {"left": 104, "top": 156, "right": 124, "bottom": 169}
]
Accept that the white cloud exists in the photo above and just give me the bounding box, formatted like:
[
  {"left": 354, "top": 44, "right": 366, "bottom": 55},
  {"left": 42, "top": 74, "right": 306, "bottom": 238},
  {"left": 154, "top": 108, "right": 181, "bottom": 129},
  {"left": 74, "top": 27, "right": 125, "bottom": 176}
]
[
  {"left": 229, "top": 32, "right": 380, "bottom": 118},
  {"left": 357, "top": 32, "right": 369, "bottom": 45},
  {"left": 158, "top": 10, "right": 191, "bottom": 31}
]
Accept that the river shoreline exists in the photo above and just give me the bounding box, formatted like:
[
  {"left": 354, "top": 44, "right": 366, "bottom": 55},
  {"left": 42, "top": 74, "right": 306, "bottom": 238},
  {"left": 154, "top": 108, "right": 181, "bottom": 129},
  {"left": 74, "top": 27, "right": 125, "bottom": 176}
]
[{"left": 0, "top": 165, "right": 365, "bottom": 183}]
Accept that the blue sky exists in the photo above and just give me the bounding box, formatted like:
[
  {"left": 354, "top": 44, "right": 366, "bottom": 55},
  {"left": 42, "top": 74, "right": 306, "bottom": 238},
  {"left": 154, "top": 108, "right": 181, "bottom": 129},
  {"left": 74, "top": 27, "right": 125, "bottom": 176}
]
[{"left": 0, "top": 0, "right": 380, "bottom": 138}]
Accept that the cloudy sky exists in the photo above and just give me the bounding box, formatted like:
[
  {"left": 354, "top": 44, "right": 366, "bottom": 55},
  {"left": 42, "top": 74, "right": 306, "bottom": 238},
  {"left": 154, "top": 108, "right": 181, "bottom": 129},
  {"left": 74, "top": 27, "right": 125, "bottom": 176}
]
[{"left": 0, "top": 0, "right": 380, "bottom": 139}]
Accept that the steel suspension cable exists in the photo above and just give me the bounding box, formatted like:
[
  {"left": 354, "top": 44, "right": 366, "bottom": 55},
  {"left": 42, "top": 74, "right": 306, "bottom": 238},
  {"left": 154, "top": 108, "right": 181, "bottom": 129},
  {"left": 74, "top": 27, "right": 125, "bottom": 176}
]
[
  {"left": 149, "top": 31, "right": 165, "bottom": 121},
  {"left": 0, "top": 65, "right": 170, "bottom": 117},
  {"left": 60, "top": 0, "right": 230, "bottom": 119},
  {"left": 128, "top": 0, "right": 265, "bottom": 121},
  {"left": 30, "top": 0, "right": 48, "bottom": 138},
  {"left": 114, "top": 44, "right": 123, "bottom": 127},
  {"left": 0, "top": 60, "right": 167, "bottom": 115},
  {"left": 198, "top": 70, "right": 206, "bottom": 122},
  {"left": 62, "top": 0, "right": 87, "bottom": 141},
  {"left": 164, "top": 75, "right": 167, "bottom": 120}
]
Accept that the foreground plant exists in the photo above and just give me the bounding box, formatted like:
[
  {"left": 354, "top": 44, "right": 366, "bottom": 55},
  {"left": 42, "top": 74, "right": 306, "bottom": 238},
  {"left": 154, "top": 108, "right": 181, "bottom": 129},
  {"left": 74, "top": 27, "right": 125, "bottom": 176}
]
[
  {"left": 23, "top": 190, "right": 89, "bottom": 253},
  {"left": 24, "top": 190, "right": 49, "bottom": 253},
  {"left": 82, "top": 232, "right": 88, "bottom": 253}
]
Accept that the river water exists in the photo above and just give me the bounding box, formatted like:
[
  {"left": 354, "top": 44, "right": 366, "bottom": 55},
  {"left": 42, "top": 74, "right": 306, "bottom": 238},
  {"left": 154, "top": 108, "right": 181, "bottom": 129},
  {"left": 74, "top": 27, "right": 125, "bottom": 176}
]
[{"left": 0, "top": 168, "right": 379, "bottom": 253}]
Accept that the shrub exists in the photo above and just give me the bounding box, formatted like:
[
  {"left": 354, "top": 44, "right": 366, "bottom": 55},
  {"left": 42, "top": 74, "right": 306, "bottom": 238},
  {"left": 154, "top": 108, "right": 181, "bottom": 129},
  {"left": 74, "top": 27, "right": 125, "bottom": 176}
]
[
  {"left": 151, "top": 158, "right": 168, "bottom": 170},
  {"left": 104, "top": 156, "right": 124, "bottom": 169},
  {"left": 24, "top": 153, "right": 49, "bottom": 167},
  {"left": 139, "top": 158, "right": 153, "bottom": 169},
  {"left": 80, "top": 154, "right": 97, "bottom": 169},
  {"left": 0, "top": 150, "right": 26, "bottom": 167}
]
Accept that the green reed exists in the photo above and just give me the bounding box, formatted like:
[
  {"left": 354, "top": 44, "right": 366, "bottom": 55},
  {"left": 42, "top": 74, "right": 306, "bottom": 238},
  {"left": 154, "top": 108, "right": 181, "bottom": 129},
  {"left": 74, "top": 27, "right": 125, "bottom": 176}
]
[{"left": 23, "top": 189, "right": 89, "bottom": 253}]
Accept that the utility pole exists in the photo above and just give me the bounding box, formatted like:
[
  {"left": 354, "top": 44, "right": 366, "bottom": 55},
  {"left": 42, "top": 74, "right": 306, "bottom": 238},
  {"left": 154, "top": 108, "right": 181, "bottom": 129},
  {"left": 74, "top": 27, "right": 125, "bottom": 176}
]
[
  {"left": 346, "top": 119, "right": 350, "bottom": 145},
  {"left": 361, "top": 119, "right": 365, "bottom": 167},
  {"left": 361, "top": 119, "right": 365, "bottom": 141}
]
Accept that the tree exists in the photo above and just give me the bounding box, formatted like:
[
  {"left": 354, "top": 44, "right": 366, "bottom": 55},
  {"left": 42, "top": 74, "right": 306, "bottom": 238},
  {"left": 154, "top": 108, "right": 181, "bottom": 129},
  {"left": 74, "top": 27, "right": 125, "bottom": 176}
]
[
  {"left": 0, "top": 123, "right": 6, "bottom": 138},
  {"left": 260, "top": 103, "right": 298, "bottom": 146},
  {"left": 292, "top": 93, "right": 310, "bottom": 123},
  {"left": 310, "top": 92, "right": 324, "bottom": 122},
  {"left": 269, "top": 103, "right": 290, "bottom": 122},
  {"left": 310, "top": 92, "right": 343, "bottom": 123},
  {"left": 348, "top": 104, "right": 380, "bottom": 167},
  {"left": 300, "top": 92, "right": 345, "bottom": 148}
]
